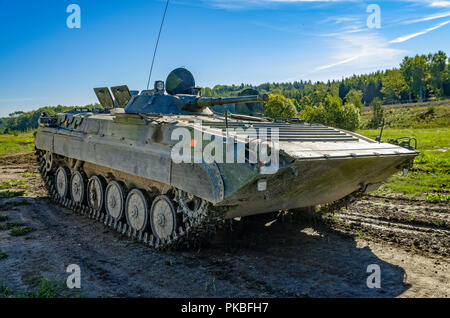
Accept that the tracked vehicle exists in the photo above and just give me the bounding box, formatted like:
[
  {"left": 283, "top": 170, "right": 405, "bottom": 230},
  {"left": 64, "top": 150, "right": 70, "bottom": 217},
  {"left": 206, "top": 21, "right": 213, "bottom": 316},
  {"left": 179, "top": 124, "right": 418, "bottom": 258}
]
[{"left": 35, "top": 68, "right": 419, "bottom": 249}]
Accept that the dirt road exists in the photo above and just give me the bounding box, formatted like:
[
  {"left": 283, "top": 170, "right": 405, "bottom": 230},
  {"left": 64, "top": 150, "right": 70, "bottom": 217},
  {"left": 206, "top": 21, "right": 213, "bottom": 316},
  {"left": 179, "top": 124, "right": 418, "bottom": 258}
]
[{"left": 0, "top": 153, "right": 448, "bottom": 297}]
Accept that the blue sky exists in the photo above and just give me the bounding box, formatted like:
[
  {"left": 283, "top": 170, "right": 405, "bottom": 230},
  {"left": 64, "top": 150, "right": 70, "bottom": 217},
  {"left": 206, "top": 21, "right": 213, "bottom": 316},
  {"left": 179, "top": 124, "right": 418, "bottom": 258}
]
[{"left": 0, "top": 0, "right": 449, "bottom": 116}]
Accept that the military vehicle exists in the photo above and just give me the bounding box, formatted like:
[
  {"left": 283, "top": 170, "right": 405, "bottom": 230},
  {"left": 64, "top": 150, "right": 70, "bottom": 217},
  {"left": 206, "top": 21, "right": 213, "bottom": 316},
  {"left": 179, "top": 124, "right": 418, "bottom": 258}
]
[{"left": 35, "top": 67, "right": 419, "bottom": 249}]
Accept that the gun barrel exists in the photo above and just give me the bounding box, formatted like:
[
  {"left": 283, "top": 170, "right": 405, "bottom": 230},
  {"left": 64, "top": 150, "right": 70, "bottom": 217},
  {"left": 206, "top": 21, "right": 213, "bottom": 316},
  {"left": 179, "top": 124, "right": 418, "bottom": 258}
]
[
  {"left": 177, "top": 94, "right": 268, "bottom": 112},
  {"left": 197, "top": 94, "right": 268, "bottom": 108}
]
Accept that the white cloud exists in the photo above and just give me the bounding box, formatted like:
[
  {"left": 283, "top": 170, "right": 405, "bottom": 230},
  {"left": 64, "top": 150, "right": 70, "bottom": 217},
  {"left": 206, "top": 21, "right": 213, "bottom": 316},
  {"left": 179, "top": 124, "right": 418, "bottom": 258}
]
[
  {"left": 322, "top": 16, "right": 360, "bottom": 24},
  {"left": 314, "top": 32, "right": 405, "bottom": 72},
  {"left": 202, "top": 0, "right": 450, "bottom": 9},
  {"left": 321, "top": 26, "right": 366, "bottom": 37},
  {"left": 408, "top": 0, "right": 450, "bottom": 7},
  {"left": 428, "top": 1, "right": 450, "bottom": 7},
  {"left": 390, "top": 20, "right": 450, "bottom": 43},
  {"left": 315, "top": 55, "right": 361, "bottom": 71},
  {"left": 202, "top": 0, "right": 354, "bottom": 9},
  {"left": 406, "top": 11, "right": 450, "bottom": 23}
]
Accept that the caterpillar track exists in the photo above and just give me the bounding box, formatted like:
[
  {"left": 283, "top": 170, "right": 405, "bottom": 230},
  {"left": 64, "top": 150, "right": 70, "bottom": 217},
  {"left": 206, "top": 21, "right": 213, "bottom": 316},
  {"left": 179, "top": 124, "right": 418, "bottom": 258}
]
[{"left": 35, "top": 149, "right": 225, "bottom": 250}]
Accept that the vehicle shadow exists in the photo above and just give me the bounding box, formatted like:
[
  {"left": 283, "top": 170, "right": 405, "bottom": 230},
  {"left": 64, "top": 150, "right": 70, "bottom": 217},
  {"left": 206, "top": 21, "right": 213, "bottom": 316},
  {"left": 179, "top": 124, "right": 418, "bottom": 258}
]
[
  {"left": 0, "top": 194, "right": 411, "bottom": 298},
  {"left": 196, "top": 211, "right": 411, "bottom": 298}
]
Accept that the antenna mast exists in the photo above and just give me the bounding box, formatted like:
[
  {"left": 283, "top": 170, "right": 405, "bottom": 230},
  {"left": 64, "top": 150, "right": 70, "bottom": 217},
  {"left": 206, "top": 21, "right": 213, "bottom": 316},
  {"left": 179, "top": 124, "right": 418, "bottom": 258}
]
[{"left": 146, "top": 0, "right": 170, "bottom": 90}]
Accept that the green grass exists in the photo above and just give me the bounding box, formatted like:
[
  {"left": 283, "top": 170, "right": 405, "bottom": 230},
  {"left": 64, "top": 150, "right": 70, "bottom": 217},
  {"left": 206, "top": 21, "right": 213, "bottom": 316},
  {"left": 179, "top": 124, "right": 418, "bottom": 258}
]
[
  {"left": 0, "top": 282, "right": 12, "bottom": 297},
  {"left": 361, "top": 104, "right": 450, "bottom": 129},
  {"left": 0, "top": 222, "right": 25, "bottom": 230},
  {"left": 21, "top": 172, "right": 38, "bottom": 178},
  {"left": 426, "top": 193, "right": 449, "bottom": 203},
  {"left": 0, "top": 215, "right": 8, "bottom": 222},
  {"left": 0, "top": 221, "right": 35, "bottom": 238},
  {"left": 1, "top": 278, "right": 67, "bottom": 298},
  {"left": 0, "top": 199, "right": 30, "bottom": 210},
  {"left": 22, "top": 278, "right": 66, "bottom": 298},
  {"left": 0, "top": 250, "right": 7, "bottom": 260},
  {"left": 357, "top": 128, "right": 449, "bottom": 198},
  {"left": 0, "top": 179, "right": 28, "bottom": 190},
  {"left": 0, "top": 132, "right": 35, "bottom": 156},
  {"left": 8, "top": 226, "right": 35, "bottom": 237},
  {"left": 0, "top": 191, "right": 26, "bottom": 198}
]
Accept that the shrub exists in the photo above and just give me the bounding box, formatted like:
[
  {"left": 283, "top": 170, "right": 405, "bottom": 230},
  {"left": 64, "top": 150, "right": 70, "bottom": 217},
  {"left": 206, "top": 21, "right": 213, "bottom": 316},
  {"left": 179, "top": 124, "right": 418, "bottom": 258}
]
[
  {"left": 300, "top": 94, "right": 360, "bottom": 131},
  {"left": 264, "top": 94, "right": 298, "bottom": 120},
  {"left": 368, "top": 97, "right": 384, "bottom": 128},
  {"left": 344, "top": 89, "right": 364, "bottom": 110}
]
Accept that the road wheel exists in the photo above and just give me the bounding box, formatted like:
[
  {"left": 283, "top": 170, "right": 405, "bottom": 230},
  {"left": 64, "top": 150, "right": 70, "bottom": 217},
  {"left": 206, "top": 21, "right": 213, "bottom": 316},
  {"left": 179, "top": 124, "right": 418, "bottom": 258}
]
[
  {"left": 150, "top": 195, "right": 177, "bottom": 241},
  {"left": 125, "top": 189, "right": 149, "bottom": 232},
  {"left": 55, "top": 167, "right": 70, "bottom": 199},
  {"left": 44, "top": 151, "right": 54, "bottom": 172},
  {"left": 70, "top": 171, "right": 87, "bottom": 204},
  {"left": 105, "top": 181, "right": 126, "bottom": 221},
  {"left": 87, "top": 175, "right": 106, "bottom": 211}
]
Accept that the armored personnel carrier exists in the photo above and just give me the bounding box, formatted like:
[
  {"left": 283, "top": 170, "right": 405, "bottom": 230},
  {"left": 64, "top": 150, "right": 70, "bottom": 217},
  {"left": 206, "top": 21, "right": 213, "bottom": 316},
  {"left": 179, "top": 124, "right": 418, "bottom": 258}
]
[{"left": 35, "top": 68, "right": 418, "bottom": 249}]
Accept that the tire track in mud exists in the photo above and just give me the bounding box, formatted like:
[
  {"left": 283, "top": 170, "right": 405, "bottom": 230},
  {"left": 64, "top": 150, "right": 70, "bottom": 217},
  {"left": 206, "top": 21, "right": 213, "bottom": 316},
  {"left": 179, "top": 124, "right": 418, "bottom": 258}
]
[
  {"left": 334, "top": 212, "right": 450, "bottom": 235},
  {"left": 326, "top": 195, "right": 450, "bottom": 258}
]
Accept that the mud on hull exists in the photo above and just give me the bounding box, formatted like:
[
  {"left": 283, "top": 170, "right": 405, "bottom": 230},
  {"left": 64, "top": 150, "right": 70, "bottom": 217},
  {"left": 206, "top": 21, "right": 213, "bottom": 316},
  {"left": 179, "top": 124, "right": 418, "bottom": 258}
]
[{"left": 222, "top": 154, "right": 416, "bottom": 218}]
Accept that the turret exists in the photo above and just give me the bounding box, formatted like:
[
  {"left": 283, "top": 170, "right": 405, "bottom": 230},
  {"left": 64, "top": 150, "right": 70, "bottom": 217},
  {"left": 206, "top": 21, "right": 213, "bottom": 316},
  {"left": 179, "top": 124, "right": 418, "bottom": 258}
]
[{"left": 94, "top": 68, "right": 269, "bottom": 115}]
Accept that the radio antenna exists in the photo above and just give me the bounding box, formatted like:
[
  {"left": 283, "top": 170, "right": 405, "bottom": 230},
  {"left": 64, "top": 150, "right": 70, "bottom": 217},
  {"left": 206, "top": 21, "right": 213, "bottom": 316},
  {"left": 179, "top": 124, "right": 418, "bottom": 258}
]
[{"left": 146, "top": 0, "right": 170, "bottom": 90}]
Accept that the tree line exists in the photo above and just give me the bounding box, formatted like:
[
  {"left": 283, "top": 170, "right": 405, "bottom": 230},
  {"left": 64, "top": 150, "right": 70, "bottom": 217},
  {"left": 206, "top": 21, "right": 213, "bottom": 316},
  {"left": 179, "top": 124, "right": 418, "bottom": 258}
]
[
  {"left": 204, "top": 50, "right": 449, "bottom": 131},
  {"left": 203, "top": 51, "right": 450, "bottom": 106},
  {"left": 0, "top": 105, "right": 97, "bottom": 134}
]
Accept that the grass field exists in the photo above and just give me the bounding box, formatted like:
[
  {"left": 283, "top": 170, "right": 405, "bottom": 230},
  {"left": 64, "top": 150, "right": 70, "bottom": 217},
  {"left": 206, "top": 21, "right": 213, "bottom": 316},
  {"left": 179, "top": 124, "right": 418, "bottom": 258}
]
[
  {"left": 358, "top": 128, "right": 449, "bottom": 200},
  {"left": 361, "top": 104, "right": 450, "bottom": 129},
  {"left": 0, "top": 132, "right": 35, "bottom": 156}
]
